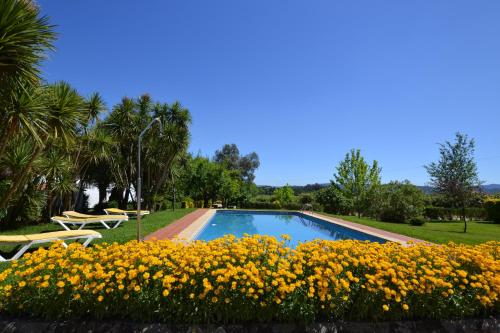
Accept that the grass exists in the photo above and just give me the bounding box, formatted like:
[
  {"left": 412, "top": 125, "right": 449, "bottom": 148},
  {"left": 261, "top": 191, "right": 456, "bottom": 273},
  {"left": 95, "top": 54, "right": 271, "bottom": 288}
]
[
  {"left": 319, "top": 213, "right": 500, "bottom": 245},
  {"left": 0, "top": 208, "right": 196, "bottom": 258}
]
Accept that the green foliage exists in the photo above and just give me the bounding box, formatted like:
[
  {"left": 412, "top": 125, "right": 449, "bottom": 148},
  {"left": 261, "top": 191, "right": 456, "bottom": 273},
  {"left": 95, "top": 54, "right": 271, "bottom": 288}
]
[
  {"left": 409, "top": 217, "right": 426, "bottom": 226},
  {"left": 332, "top": 149, "right": 381, "bottom": 216},
  {"left": 423, "top": 207, "right": 487, "bottom": 221},
  {"left": 0, "top": 0, "right": 56, "bottom": 89},
  {"left": 214, "top": 144, "right": 260, "bottom": 183},
  {"left": 299, "top": 193, "right": 313, "bottom": 204},
  {"left": 182, "top": 198, "right": 195, "bottom": 209},
  {"left": 273, "top": 184, "right": 294, "bottom": 205},
  {"left": 179, "top": 144, "right": 260, "bottom": 208},
  {"left": 484, "top": 198, "right": 500, "bottom": 223},
  {"left": 425, "top": 133, "right": 481, "bottom": 232},
  {"left": 377, "top": 181, "right": 425, "bottom": 223},
  {"left": 314, "top": 185, "right": 352, "bottom": 214},
  {"left": 242, "top": 201, "right": 281, "bottom": 210}
]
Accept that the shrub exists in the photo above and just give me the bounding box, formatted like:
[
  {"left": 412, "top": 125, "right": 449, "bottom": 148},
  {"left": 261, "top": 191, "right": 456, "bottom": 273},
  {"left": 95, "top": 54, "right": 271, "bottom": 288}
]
[
  {"left": 299, "top": 194, "right": 313, "bottom": 204},
  {"left": 484, "top": 198, "right": 500, "bottom": 223},
  {"left": 409, "top": 217, "right": 426, "bottom": 226},
  {"left": 241, "top": 201, "right": 280, "bottom": 210},
  {"left": 181, "top": 198, "right": 195, "bottom": 209},
  {"left": 377, "top": 181, "right": 424, "bottom": 223},
  {"left": 0, "top": 237, "right": 498, "bottom": 323},
  {"left": 314, "top": 186, "right": 352, "bottom": 215}
]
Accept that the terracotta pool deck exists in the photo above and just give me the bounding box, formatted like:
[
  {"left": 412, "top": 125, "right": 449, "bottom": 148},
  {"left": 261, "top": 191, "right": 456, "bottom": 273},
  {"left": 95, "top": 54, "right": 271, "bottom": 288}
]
[
  {"left": 145, "top": 209, "right": 425, "bottom": 245},
  {"left": 145, "top": 209, "right": 210, "bottom": 241}
]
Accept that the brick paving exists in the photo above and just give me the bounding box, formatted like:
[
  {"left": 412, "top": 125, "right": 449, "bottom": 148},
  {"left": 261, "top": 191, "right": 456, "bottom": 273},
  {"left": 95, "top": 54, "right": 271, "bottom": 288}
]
[{"left": 144, "top": 209, "right": 209, "bottom": 241}]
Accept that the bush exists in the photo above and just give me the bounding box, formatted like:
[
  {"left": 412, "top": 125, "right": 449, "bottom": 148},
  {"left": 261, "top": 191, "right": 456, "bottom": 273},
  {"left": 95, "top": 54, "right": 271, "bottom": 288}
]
[
  {"left": 409, "top": 217, "right": 426, "bottom": 226},
  {"left": 315, "top": 186, "right": 352, "bottom": 215},
  {"left": 377, "top": 181, "right": 424, "bottom": 223},
  {"left": 299, "top": 194, "right": 313, "bottom": 204},
  {"left": 484, "top": 198, "right": 500, "bottom": 223},
  {"left": 182, "top": 198, "right": 195, "bottom": 209},
  {"left": 282, "top": 202, "right": 301, "bottom": 210},
  {"left": 242, "top": 201, "right": 280, "bottom": 210},
  {"left": 0, "top": 237, "right": 498, "bottom": 323}
]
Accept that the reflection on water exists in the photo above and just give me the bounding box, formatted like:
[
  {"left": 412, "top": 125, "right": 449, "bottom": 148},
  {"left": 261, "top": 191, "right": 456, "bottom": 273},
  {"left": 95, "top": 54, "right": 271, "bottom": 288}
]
[
  {"left": 275, "top": 214, "right": 294, "bottom": 224},
  {"left": 204, "top": 213, "right": 257, "bottom": 238},
  {"left": 195, "top": 211, "right": 385, "bottom": 247}
]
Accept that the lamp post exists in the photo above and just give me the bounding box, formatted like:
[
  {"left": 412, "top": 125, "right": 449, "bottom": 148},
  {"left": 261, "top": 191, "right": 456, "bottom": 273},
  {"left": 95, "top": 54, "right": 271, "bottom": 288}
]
[{"left": 137, "top": 117, "right": 163, "bottom": 241}]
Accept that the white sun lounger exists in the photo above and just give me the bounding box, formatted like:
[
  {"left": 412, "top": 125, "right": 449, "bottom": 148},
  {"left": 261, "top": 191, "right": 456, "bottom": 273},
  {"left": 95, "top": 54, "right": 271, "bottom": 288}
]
[
  {"left": 0, "top": 230, "right": 102, "bottom": 262},
  {"left": 104, "top": 208, "right": 150, "bottom": 217},
  {"left": 51, "top": 215, "right": 129, "bottom": 230},
  {"left": 63, "top": 211, "right": 109, "bottom": 219}
]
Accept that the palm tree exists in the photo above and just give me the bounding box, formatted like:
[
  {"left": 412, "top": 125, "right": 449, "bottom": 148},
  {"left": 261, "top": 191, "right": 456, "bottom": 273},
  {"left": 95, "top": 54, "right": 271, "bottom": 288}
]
[
  {"left": 0, "top": 82, "right": 85, "bottom": 209},
  {"left": 0, "top": 81, "right": 47, "bottom": 160},
  {"left": 0, "top": 0, "right": 56, "bottom": 155},
  {"left": 73, "top": 93, "right": 107, "bottom": 209},
  {"left": 0, "top": 0, "right": 56, "bottom": 89},
  {"left": 41, "top": 147, "right": 75, "bottom": 217}
]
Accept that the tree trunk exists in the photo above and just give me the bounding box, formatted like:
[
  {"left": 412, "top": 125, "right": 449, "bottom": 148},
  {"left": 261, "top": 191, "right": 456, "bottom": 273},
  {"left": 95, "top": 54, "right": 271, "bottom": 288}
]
[
  {"left": 0, "top": 123, "right": 16, "bottom": 159},
  {"left": 462, "top": 205, "right": 467, "bottom": 233},
  {"left": 46, "top": 181, "right": 52, "bottom": 219}
]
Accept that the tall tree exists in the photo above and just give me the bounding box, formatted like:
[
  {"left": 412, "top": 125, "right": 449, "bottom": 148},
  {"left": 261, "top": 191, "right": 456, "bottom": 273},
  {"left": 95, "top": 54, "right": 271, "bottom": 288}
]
[
  {"left": 0, "top": 82, "right": 85, "bottom": 209},
  {"left": 214, "top": 144, "right": 240, "bottom": 170},
  {"left": 333, "top": 149, "right": 381, "bottom": 217},
  {"left": 425, "top": 132, "right": 481, "bottom": 232},
  {"left": 214, "top": 144, "right": 260, "bottom": 183},
  {"left": 0, "top": 0, "right": 55, "bottom": 89},
  {"left": 0, "top": 0, "right": 56, "bottom": 156}
]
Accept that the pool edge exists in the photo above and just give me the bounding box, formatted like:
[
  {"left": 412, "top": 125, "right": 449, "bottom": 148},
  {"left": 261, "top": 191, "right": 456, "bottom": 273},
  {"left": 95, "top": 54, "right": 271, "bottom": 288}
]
[
  {"left": 181, "top": 209, "right": 424, "bottom": 246},
  {"left": 176, "top": 209, "right": 217, "bottom": 241}
]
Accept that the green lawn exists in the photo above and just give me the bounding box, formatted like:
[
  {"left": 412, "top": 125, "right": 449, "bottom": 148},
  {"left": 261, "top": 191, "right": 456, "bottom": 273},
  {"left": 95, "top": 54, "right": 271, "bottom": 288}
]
[
  {"left": 320, "top": 213, "right": 500, "bottom": 245},
  {"left": 0, "top": 208, "right": 196, "bottom": 258}
]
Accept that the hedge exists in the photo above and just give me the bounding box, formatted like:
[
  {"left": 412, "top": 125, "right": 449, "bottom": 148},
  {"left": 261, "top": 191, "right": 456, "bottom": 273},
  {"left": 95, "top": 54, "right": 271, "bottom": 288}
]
[
  {"left": 241, "top": 201, "right": 315, "bottom": 211},
  {"left": 0, "top": 237, "right": 498, "bottom": 323},
  {"left": 423, "top": 207, "right": 488, "bottom": 221},
  {"left": 484, "top": 199, "right": 500, "bottom": 223}
]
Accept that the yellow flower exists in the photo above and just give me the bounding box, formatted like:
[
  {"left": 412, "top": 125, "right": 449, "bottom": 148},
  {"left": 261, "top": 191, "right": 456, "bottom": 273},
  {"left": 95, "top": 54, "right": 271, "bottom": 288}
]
[
  {"left": 382, "top": 304, "right": 389, "bottom": 311},
  {"left": 403, "top": 304, "right": 409, "bottom": 311},
  {"left": 97, "top": 295, "right": 104, "bottom": 302}
]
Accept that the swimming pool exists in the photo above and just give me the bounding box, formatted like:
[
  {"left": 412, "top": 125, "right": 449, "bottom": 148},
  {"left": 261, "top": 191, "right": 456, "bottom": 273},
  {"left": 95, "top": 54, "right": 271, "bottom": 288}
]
[{"left": 194, "top": 210, "right": 386, "bottom": 247}]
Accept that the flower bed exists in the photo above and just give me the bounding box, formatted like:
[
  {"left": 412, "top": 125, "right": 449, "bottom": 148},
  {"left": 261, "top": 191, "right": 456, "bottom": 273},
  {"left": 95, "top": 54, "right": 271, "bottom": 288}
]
[{"left": 0, "top": 236, "right": 498, "bottom": 323}]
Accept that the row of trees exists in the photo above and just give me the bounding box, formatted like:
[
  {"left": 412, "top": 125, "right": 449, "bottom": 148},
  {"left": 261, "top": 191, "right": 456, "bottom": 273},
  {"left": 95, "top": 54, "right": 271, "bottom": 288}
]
[
  {"left": 177, "top": 144, "right": 260, "bottom": 208},
  {"left": 0, "top": 0, "right": 192, "bottom": 229},
  {"left": 314, "top": 133, "right": 481, "bottom": 232}
]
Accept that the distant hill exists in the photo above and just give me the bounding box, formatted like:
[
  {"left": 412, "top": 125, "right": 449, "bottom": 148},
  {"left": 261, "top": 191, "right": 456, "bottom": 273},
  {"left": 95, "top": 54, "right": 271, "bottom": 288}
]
[
  {"left": 418, "top": 184, "right": 500, "bottom": 195},
  {"left": 257, "top": 183, "right": 328, "bottom": 195},
  {"left": 258, "top": 183, "right": 500, "bottom": 195},
  {"left": 482, "top": 184, "right": 500, "bottom": 194}
]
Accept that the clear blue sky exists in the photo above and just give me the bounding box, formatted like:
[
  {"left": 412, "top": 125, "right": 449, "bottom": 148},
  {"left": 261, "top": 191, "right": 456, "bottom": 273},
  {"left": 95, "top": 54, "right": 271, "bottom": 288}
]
[{"left": 38, "top": 0, "right": 500, "bottom": 186}]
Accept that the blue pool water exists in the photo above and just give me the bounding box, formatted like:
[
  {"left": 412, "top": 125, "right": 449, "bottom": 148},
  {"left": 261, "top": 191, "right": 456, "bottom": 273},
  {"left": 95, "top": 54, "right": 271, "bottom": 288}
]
[{"left": 195, "top": 211, "right": 386, "bottom": 247}]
